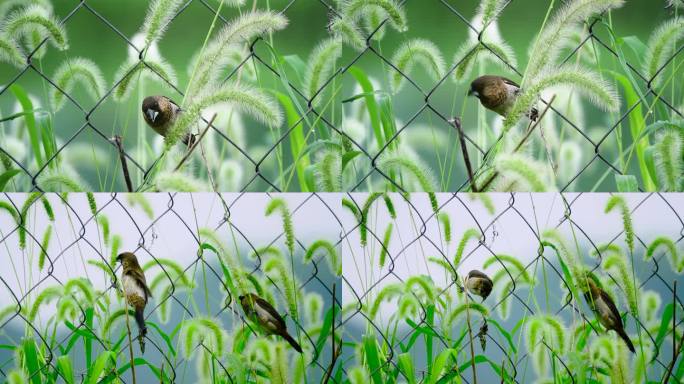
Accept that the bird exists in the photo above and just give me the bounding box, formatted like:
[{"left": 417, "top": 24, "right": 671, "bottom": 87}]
[
  {"left": 116, "top": 252, "right": 152, "bottom": 353},
  {"left": 583, "top": 277, "right": 635, "bottom": 353},
  {"left": 468, "top": 75, "right": 538, "bottom": 121},
  {"left": 464, "top": 270, "right": 493, "bottom": 302},
  {"left": 239, "top": 293, "right": 303, "bottom": 353},
  {"left": 142, "top": 95, "right": 196, "bottom": 146}
]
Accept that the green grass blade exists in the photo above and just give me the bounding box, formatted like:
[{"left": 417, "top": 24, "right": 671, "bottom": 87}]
[
  {"left": 21, "top": 338, "right": 42, "bottom": 384},
  {"left": 56, "top": 355, "right": 75, "bottom": 384},
  {"left": 276, "top": 92, "right": 310, "bottom": 191},
  {"left": 10, "top": 84, "right": 43, "bottom": 166},
  {"left": 609, "top": 71, "right": 655, "bottom": 190},
  {"left": 0, "top": 169, "right": 21, "bottom": 190},
  {"left": 363, "top": 334, "right": 384, "bottom": 384},
  {"left": 349, "top": 66, "right": 384, "bottom": 150}
]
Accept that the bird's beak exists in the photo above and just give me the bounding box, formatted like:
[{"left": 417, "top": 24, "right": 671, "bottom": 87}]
[{"left": 146, "top": 109, "right": 159, "bottom": 123}]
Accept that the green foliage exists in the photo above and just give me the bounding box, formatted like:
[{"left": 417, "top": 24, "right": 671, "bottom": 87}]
[
  {"left": 390, "top": 38, "right": 445, "bottom": 92},
  {"left": 50, "top": 57, "right": 105, "bottom": 111},
  {"left": 643, "top": 17, "right": 684, "bottom": 87}
]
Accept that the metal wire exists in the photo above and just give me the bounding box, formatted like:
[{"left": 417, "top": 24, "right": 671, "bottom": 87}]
[
  {"left": 0, "top": 192, "right": 342, "bottom": 383},
  {"left": 340, "top": 192, "right": 683, "bottom": 382},
  {"left": 0, "top": 1, "right": 681, "bottom": 192}
]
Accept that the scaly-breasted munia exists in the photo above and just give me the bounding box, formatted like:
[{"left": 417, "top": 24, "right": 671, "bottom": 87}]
[
  {"left": 468, "top": 75, "right": 538, "bottom": 121},
  {"left": 584, "top": 277, "right": 635, "bottom": 353},
  {"left": 464, "top": 270, "right": 494, "bottom": 302},
  {"left": 117, "top": 252, "right": 152, "bottom": 353},
  {"left": 142, "top": 95, "right": 196, "bottom": 146},
  {"left": 239, "top": 293, "right": 303, "bottom": 353}
]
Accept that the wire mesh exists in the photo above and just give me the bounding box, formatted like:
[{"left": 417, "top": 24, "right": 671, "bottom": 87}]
[
  {"left": 340, "top": 192, "right": 684, "bottom": 383},
  {"left": 0, "top": 1, "right": 682, "bottom": 192},
  {"left": 0, "top": 192, "right": 343, "bottom": 383}
]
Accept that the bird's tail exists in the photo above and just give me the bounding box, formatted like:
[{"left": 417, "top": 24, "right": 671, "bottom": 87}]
[
  {"left": 134, "top": 307, "right": 147, "bottom": 354},
  {"left": 280, "top": 331, "right": 303, "bottom": 353},
  {"left": 528, "top": 107, "right": 539, "bottom": 122},
  {"left": 615, "top": 327, "right": 635, "bottom": 353},
  {"left": 181, "top": 133, "right": 197, "bottom": 147}
]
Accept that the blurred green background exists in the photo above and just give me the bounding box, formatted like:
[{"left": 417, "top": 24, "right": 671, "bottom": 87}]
[{"left": 0, "top": 0, "right": 680, "bottom": 191}]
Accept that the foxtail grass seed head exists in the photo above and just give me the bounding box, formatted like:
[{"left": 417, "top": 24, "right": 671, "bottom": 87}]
[
  {"left": 305, "top": 37, "right": 343, "bottom": 104},
  {"left": 341, "top": 0, "right": 408, "bottom": 33},
  {"left": 185, "top": 10, "right": 288, "bottom": 100},
  {"left": 112, "top": 56, "right": 177, "bottom": 102},
  {"left": 643, "top": 17, "right": 684, "bottom": 88},
  {"left": 139, "top": 0, "right": 184, "bottom": 48},
  {"left": 165, "top": 83, "right": 282, "bottom": 149},
  {"left": 390, "top": 38, "right": 445, "bottom": 93},
  {"left": 51, "top": 58, "right": 105, "bottom": 112},
  {"left": 3, "top": 4, "right": 68, "bottom": 51},
  {"left": 524, "top": 0, "right": 625, "bottom": 85}
]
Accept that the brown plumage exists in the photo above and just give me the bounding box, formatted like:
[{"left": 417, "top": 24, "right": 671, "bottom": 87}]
[
  {"left": 239, "top": 293, "right": 303, "bottom": 353},
  {"left": 117, "top": 252, "right": 152, "bottom": 353},
  {"left": 468, "top": 75, "right": 538, "bottom": 121},
  {"left": 142, "top": 95, "right": 195, "bottom": 146},
  {"left": 584, "top": 278, "right": 635, "bottom": 353},
  {"left": 464, "top": 270, "right": 493, "bottom": 301}
]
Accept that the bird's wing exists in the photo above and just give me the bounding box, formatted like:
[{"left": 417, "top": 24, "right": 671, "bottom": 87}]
[
  {"left": 500, "top": 77, "right": 521, "bottom": 89},
  {"left": 255, "top": 297, "right": 287, "bottom": 327},
  {"left": 165, "top": 96, "right": 181, "bottom": 110},
  {"left": 127, "top": 270, "right": 152, "bottom": 301},
  {"left": 599, "top": 290, "right": 624, "bottom": 325}
]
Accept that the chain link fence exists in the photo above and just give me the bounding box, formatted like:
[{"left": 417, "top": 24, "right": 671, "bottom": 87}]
[
  {"left": 0, "top": 1, "right": 681, "bottom": 192},
  {"left": 340, "top": 192, "right": 684, "bottom": 382},
  {"left": 0, "top": 192, "right": 342, "bottom": 383}
]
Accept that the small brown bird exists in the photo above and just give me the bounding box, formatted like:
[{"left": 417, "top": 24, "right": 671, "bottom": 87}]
[
  {"left": 468, "top": 75, "right": 538, "bottom": 121},
  {"left": 117, "top": 252, "right": 152, "bottom": 353},
  {"left": 464, "top": 270, "right": 493, "bottom": 302},
  {"left": 239, "top": 293, "right": 303, "bottom": 353},
  {"left": 584, "top": 277, "right": 635, "bottom": 353},
  {"left": 142, "top": 95, "right": 195, "bottom": 146}
]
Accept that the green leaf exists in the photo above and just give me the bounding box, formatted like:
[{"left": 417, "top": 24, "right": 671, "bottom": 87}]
[
  {"left": 276, "top": 92, "right": 310, "bottom": 192},
  {"left": 342, "top": 151, "right": 362, "bottom": 172},
  {"left": 349, "top": 66, "right": 384, "bottom": 151},
  {"left": 653, "top": 303, "right": 674, "bottom": 361},
  {"left": 315, "top": 304, "right": 337, "bottom": 355},
  {"left": 363, "top": 334, "right": 384, "bottom": 384},
  {"left": 147, "top": 321, "right": 177, "bottom": 357},
  {"left": 22, "top": 338, "right": 42, "bottom": 384},
  {"left": 397, "top": 353, "right": 417, "bottom": 384},
  {"left": 609, "top": 71, "right": 655, "bottom": 190},
  {"left": 427, "top": 348, "right": 456, "bottom": 384},
  {"left": 486, "top": 318, "right": 517, "bottom": 354},
  {"left": 615, "top": 174, "right": 638, "bottom": 192},
  {"left": 86, "top": 351, "right": 116, "bottom": 384},
  {"left": 56, "top": 355, "right": 75, "bottom": 384},
  {"left": 10, "top": 84, "right": 43, "bottom": 166},
  {"left": 0, "top": 169, "right": 21, "bottom": 191}
]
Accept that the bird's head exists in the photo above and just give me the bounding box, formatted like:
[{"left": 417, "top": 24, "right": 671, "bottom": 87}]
[
  {"left": 142, "top": 96, "right": 170, "bottom": 126},
  {"left": 468, "top": 76, "right": 497, "bottom": 99},
  {"left": 116, "top": 252, "right": 137, "bottom": 265}
]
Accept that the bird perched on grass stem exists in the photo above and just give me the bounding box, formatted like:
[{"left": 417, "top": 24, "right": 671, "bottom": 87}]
[
  {"left": 468, "top": 75, "right": 538, "bottom": 121},
  {"left": 584, "top": 277, "right": 635, "bottom": 353},
  {"left": 464, "top": 270, "right": 493, "bottom": 302},
  {"left": 117, "top": 252, "right": 152, "bottom": 353},
  {"left": 142, "top": 95, "right": 196, "bottom": 146},
  {"left": 239, "top": 293, "right": 303, "bottom": 353}
]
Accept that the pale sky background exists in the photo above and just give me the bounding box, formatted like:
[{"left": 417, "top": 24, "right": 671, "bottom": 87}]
[{"left": 0, "top": 192, "right": 343, "bottom": 382}]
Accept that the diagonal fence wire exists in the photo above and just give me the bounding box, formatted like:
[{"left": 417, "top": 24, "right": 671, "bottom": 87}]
[
  {"left": 0, "top": 192, "right": 343, "bottom": 383},
  {"left": 0, "top": 0, "right": 681, "bottom": 192}
]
